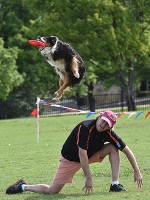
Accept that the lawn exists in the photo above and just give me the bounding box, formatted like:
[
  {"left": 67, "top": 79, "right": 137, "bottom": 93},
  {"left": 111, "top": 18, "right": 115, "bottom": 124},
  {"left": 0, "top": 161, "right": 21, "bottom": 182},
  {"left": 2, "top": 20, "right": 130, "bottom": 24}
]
[{"left": 0, "top": 112, "right": 149, "bottom": 200}]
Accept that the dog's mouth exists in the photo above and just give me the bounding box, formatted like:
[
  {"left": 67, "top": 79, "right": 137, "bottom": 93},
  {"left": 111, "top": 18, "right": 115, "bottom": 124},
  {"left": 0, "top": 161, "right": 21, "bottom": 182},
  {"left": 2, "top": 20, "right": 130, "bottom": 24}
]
[
  {"left": 37, "top": 36, "right": 47, "bottom": 50},
  {"left": 37, "top": 36, "right": 46, "bottom": 43}
]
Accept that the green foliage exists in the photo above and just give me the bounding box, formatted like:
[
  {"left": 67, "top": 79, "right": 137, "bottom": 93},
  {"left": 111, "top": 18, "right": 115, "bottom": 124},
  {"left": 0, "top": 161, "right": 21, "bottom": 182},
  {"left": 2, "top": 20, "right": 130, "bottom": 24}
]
[
  {"left": 0, "top": 114, "right": 150, "bottom": 199},
  {"left": 0, "top": 38, "right": 24, "bottom": 100},
  {"left": 0, "top": 0, "right": 150, "bottom": 115}
]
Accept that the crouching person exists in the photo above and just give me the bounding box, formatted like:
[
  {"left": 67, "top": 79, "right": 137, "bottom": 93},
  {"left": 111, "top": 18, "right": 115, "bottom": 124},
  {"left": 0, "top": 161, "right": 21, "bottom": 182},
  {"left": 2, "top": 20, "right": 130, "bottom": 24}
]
[{"left": 6, "top": 110, "right": 142, "bottom": 195}]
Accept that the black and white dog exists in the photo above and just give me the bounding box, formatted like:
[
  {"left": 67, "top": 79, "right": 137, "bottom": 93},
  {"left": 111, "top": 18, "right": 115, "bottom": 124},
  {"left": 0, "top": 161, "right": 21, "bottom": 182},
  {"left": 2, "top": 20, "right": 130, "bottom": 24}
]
[{"left": 37, "top": 36, "right": 85, "bottom": 100}]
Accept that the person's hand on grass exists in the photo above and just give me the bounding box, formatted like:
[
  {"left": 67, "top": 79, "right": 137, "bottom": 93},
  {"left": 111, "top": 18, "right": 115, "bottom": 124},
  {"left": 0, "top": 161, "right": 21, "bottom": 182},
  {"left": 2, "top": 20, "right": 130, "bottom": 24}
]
[
  {"left": 82, "top": 177, "right": 93, "bottom": 194},
  {"left": 134, "top": 169, "right": 143, "bottom": 188}
]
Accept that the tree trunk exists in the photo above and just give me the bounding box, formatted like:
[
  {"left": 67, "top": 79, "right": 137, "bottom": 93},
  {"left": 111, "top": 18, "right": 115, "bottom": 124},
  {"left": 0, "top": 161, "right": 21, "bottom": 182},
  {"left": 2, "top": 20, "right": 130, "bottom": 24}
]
[
  {"left": 125, "top": 88, "right": 136, "bottom": 111},
  {"left": 119, "top": 62, "right": 137, "bottom": 111},
  {"left": 87, "top": 83, "right": 95, "bottom": 112}
]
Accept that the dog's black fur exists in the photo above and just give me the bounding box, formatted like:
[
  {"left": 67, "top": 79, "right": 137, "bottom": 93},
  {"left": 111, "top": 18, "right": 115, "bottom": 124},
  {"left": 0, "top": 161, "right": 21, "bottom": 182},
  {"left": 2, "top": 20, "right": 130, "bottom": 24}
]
[{"left": 37, "top": 36, "right": 85, "bottom": 100}]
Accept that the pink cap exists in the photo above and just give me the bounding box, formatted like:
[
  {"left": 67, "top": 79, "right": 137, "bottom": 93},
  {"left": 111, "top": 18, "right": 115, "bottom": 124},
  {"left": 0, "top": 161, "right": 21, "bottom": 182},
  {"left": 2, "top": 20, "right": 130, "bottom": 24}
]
[{"left": 101, "top": 110, "right": 117, "bottom": 127}]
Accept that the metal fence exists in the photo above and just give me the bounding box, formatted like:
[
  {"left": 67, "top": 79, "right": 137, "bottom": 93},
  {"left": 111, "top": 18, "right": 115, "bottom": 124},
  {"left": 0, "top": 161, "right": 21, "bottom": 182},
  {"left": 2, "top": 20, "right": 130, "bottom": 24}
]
[
  {"left": 0, "top": 93, "right": 149, "bottom": 119},
  {"left": 40, "top": 93, "right": 150, "bottom": 117}
]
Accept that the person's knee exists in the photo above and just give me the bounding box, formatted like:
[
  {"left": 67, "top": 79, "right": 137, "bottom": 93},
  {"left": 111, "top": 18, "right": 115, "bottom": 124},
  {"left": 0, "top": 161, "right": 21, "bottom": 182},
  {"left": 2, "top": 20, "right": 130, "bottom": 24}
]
[
  {"left": 47, "top": 183, "right": 64, "bottom": 194},
  {"left": 47, "top": 189, "right": 59, "bottom": 194},
  {"left": 47, "top": 187, "right": 60, "bottom": 194},
  {"left": 108, "top": 144, "right": 120, "bottom": 165},
  {"left": 109, "top": 144, "right": 119, "bottom": 155}
]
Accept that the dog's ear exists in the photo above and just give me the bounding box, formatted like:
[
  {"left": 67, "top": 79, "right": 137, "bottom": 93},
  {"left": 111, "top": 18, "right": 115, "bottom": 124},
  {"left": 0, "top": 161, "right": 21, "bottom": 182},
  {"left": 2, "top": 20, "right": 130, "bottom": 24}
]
[{"left": 46, "top": 36, "right": 57, "bottom": 46}]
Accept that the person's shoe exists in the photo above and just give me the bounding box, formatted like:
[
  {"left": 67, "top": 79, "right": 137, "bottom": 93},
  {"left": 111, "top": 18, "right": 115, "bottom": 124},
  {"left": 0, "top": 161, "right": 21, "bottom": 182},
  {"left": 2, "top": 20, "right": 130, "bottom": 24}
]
[
  {"left": 109, "top": 184, "right": 127, "bottom": 192},
  {"left": 6, "top": 179, "right": 27, "bottom": 194}
]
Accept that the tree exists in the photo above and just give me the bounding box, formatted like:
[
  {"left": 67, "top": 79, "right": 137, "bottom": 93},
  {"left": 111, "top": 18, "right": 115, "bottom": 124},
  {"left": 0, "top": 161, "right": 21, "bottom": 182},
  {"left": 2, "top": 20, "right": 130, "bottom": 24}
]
[
  {"left": 45, "top": 0, "right": 150, "bottom": 111},
  {"left": 109, "top": 0, "right": 150, "bottom": 110},
  {"left": 53, "top": 0, "right": 150, "bottom": 111},
  {"left": 0, "top": 38, "right": 23, "bottom": 100},
  {"left": 0, "top": 0, "right": 149, "bottom": 118}
]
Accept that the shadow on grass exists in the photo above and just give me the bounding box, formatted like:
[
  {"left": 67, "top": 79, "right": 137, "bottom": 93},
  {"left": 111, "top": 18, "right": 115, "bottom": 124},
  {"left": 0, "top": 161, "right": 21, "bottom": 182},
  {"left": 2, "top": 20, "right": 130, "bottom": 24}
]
[
  {"left": 24, "top": 193, "right": 84, "bottom": 200},
  {"left": 23, "top": 191, "right": 112, "bottom": 200}
]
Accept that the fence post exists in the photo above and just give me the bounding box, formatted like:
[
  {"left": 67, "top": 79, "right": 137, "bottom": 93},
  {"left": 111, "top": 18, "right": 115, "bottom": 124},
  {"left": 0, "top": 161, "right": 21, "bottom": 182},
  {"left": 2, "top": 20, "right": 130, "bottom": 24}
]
[{"left": 121, "top": 90, "right": 124, "bottom": 112}]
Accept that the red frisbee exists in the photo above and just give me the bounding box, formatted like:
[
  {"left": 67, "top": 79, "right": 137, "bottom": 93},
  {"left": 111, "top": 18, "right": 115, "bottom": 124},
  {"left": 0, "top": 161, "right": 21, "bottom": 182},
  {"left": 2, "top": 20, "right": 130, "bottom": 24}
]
[{"left": 28, "top": 40, "right": 46, "bottom": 47}]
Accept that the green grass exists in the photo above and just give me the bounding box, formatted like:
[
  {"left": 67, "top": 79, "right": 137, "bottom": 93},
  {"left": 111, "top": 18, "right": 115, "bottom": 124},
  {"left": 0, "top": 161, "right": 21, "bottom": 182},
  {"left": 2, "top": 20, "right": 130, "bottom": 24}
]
[{"left": 0, "top": 113, "right": 150, "bottom": 200}]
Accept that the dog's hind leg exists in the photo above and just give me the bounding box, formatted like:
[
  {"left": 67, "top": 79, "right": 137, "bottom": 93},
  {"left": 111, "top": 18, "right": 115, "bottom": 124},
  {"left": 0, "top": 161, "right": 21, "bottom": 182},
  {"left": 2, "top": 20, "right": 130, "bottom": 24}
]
[
  {"left": 71, "top": 56, "right": 80, "bottom": 79},
  {"left": 52, "top": 75, "right": 71, "bottom": 101},
  {"left": 52, "top": 79, "right": 64, "bottom": 100},
  {"left": 59, "top": 78, "right": 64, "bottom": 87}
]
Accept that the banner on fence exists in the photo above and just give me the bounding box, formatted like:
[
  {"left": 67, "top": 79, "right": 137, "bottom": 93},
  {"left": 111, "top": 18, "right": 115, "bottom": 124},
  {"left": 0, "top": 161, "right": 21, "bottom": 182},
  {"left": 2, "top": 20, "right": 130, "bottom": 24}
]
[
  {"left": 31, "top": 97, "right": 150, "bottom": 120},
  {"left": 85, "top": 111, "right": 150, "bottom": 119}
]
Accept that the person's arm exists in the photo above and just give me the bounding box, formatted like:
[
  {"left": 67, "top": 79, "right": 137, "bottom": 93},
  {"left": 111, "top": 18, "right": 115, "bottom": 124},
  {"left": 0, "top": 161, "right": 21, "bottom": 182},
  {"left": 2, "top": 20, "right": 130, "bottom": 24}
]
[
  {"left": 122, "top": 145, "right": 143, "bottom": 188},
  {"left": 78, "top": 147, "right": 93, "bottom": 194}
]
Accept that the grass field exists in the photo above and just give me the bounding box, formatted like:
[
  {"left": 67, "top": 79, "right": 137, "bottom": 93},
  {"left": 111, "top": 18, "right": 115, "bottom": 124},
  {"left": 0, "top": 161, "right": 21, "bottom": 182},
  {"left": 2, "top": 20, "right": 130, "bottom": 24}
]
[{"left": 0, "top": 113, "right": 150, "bottom": 200}]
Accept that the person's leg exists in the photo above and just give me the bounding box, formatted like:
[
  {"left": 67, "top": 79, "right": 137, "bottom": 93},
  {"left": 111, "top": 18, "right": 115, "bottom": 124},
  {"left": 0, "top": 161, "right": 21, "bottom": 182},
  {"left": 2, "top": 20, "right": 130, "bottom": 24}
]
[
  {"left": 89, "top": 143, "right": 120, "bottom": 181},
  {"left": 6, "top": 156, "right": 81, "bottom": 195},
  {"left": 89, "top": 143, "right": 126, "bottom": 192},
  {"left": 23, "top": 156, "right": 81, "bottom": 194},
  {"left": 24, "top": 183, "right": 65, "bottom": 194},
  {"left": 6, "top": 178, "right": 65, "bottom": 195}
]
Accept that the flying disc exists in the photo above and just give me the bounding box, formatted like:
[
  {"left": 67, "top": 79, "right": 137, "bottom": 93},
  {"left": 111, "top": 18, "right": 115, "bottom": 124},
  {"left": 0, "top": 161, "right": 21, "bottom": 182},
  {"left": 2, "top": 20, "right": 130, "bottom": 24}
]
[{"left": 28, "top": 40, "right": 46, "bottom": 47}]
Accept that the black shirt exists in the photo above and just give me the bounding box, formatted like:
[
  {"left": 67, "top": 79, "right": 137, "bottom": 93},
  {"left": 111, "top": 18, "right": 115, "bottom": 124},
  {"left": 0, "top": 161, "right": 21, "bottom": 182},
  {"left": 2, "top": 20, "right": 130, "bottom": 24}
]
[{"left": 61, "top": 119, "right": 126, "bottom": 162}]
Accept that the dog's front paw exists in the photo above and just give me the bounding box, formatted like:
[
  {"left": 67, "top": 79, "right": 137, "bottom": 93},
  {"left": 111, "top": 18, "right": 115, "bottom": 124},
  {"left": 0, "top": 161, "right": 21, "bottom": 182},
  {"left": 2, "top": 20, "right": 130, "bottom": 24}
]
[
  {"left": 52, "top": 91, "right": 62, "bottom": 101},
  {"left": 74, "top": 72, "right": 80, "bottom": 78},
  {"left": 54, "top": 91, "right": 59, "bottom": 97},
  {"left": 52, "top": 97, "right": 60, "bottom": 101}
]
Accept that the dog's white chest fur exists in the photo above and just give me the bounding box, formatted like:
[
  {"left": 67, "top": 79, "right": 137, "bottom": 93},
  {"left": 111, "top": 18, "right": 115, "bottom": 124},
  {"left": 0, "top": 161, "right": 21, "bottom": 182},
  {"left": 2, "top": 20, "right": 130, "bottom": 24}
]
[{"left": 40, "top": 47, "right": 66, "bottom": 79}]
